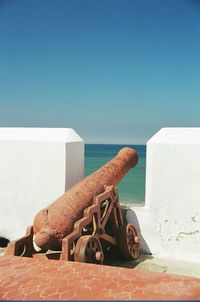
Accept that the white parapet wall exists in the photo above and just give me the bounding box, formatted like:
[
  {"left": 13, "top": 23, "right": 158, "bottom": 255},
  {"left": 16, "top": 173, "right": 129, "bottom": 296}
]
[
  {"left": 0, "top": 128, "right": 84, "bottom": 241},
  {"left": 128, "top": 128, "right": 200, "bottom": 261}
]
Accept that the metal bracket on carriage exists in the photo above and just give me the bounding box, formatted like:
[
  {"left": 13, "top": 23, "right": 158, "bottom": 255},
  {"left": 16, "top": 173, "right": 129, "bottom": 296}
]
[{"left": 5, "top": 225, "right": 35, "bottom": 257}]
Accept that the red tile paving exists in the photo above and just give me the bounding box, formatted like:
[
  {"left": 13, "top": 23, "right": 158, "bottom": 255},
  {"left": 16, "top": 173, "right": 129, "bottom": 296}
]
[{"left": 0, "top": 255, "right": 200, "bottom": 300}]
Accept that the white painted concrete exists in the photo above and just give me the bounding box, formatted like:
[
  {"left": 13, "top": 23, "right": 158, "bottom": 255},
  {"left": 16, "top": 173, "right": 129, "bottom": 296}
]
[
  {"left": 0, "top": 128, "right": 84, "bottom": 241},
  {"left": 128, "top": 128, "right": 200, "bottom": 262}
]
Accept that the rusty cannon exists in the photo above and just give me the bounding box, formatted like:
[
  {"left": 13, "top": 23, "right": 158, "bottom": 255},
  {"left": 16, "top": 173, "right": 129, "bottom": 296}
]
[{"left": 5, "top": 147, "right": 140, "bottom": 264}]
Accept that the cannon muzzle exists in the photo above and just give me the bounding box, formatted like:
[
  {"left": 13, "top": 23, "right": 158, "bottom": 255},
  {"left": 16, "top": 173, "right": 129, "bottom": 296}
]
[{"left": 33, "top": 147, "right": 138, "bottom": 251}]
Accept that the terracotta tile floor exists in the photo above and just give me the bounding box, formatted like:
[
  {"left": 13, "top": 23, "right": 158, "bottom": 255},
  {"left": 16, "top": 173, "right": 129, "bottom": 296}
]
[{"left": 0, "top": 255, "right": 200, "bottom": 300}]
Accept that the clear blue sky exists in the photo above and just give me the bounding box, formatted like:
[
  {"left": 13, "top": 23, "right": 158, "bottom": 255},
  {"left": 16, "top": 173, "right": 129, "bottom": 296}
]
[{"left": 0, "top": 0, "right": 199, "bottom": 144}]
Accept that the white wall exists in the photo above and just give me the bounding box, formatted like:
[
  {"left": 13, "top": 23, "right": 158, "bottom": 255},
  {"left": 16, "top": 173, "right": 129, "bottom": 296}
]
[
  {"left": 0, "top": 128, "right": 84, "bottom": 241},
  {"left": 128, "top": 128, "right": 200, "bottom": 261}
]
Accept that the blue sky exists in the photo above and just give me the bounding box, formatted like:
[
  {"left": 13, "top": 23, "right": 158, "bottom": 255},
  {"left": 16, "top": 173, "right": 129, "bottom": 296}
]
[{"left": 0, "top": 0, "right": 199, "bottom": 144}]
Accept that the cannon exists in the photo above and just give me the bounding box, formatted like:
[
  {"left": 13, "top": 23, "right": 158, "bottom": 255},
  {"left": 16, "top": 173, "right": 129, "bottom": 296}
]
[{"left": 5, "top": 147, "right": 140, "bottom": 264}]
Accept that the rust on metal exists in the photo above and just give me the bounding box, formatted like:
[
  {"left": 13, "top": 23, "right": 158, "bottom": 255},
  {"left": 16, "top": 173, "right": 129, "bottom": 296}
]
[{"left": 5, "top": 147, "right": 140, "bottom": 264}]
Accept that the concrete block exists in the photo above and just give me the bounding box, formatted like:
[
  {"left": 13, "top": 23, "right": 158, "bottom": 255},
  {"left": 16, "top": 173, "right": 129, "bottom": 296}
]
[
  {"left": 0, "top": 128, "right": 84, "bottom": 241},
  {"left": 130, "top": 128, "right": 200, "bottom": 261}
]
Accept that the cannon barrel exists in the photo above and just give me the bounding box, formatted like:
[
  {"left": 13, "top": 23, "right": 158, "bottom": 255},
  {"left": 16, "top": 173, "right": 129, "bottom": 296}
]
[{"left": 33, "top": 147, "right": 138, "bottom": 251}]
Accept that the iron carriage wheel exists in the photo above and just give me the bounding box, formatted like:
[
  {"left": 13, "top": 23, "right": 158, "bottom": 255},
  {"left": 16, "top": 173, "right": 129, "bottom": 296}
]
[
  {"left": 119, "top": 223, "right": 140, "bottom": 260},
  {"left": 74, "top": 235, "right": 104, "bottom": 264}
]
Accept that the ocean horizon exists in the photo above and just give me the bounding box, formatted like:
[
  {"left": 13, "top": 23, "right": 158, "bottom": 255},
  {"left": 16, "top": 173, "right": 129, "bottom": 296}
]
[{"left": 85, "top": 144, "right": 146, "bottom": 206}]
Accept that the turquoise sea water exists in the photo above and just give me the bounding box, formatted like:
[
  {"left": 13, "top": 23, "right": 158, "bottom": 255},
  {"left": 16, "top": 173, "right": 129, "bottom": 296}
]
[{"left": 85, "top": 144, "right": 146, "bottom": 206}]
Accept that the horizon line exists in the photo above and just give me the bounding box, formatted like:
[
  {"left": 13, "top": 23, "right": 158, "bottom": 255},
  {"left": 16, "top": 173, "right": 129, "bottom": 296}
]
[{"left": 85, "top": 142, "right": 146, "bottom": 146}]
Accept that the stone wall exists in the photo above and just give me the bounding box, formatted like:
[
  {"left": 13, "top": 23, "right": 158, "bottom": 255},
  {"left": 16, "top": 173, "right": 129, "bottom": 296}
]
[
  {"left": 128, "top": 128, "right": 200, "bottom": 261},
  {"left": 0, "top": 128, "right": 84, "bottom": 241}
]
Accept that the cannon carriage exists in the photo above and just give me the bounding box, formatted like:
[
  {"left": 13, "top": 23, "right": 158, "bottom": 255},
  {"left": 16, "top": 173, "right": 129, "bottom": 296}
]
[{"left": 5, "top": 148, "right": 140, "bottom": 264}]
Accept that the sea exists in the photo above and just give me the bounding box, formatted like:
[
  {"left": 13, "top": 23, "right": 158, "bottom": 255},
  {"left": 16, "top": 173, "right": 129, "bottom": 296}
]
[{"left": 85, "top": 144, "right": 146, "bottom": 207}]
